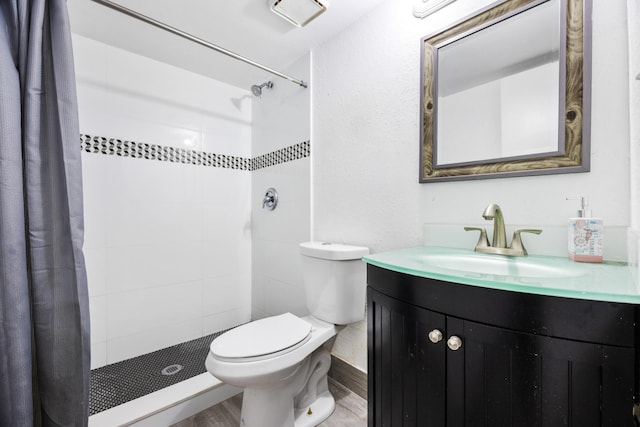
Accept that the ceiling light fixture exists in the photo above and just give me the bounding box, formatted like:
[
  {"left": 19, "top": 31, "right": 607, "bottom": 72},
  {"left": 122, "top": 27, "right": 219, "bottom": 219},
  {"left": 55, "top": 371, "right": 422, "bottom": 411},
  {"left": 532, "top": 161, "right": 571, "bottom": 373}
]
[
  {"left": 413, "top": 0, "right": 456, "bottom": 19},
  {"left": 269, "top": 0, "right": 329, "bottom": 28}
]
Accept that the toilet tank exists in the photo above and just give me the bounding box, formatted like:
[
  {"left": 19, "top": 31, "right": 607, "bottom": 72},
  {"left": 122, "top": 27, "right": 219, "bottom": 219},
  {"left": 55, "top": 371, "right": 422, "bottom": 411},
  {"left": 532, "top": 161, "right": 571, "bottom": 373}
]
[{"left": 299, "top": 242, "right": 370, "bottom": 325}]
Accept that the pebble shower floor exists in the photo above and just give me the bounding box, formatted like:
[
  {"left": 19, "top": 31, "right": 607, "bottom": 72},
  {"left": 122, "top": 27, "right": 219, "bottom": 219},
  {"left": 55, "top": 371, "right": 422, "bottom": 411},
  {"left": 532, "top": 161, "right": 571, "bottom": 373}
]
[{"left": 90, "top": 329, "right": 230, "bottom": 415}]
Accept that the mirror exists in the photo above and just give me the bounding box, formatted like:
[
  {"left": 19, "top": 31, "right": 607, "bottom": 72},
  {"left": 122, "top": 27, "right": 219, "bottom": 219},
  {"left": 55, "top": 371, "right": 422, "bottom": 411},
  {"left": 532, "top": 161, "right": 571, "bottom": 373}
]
[{"left": 420, "top": 0, "right": 591, "bottom": 182}]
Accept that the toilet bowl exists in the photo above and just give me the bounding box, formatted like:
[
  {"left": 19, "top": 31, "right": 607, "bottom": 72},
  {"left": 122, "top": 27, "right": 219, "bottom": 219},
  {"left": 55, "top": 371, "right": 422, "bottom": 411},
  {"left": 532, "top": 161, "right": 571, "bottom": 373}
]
[
  {"left": 206, "top": 314, "right": 338, "bottom": 427},
  {"left": 206, "top": 242, "right": 369, "bottom": 427}
]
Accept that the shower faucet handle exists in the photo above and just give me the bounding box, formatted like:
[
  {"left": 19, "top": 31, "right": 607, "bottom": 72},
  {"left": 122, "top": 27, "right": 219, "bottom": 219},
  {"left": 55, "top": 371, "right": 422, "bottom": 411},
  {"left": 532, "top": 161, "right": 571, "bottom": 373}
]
[{"left": 263, "top": 187, "right": 278, "bottom": 210}]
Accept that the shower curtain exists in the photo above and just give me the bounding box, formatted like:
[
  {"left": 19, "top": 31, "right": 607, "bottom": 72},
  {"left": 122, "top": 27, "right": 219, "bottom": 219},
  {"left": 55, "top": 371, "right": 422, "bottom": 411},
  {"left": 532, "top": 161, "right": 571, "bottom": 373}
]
[{"left": 0, "top": 0, "right": 91, "bottom": 426}]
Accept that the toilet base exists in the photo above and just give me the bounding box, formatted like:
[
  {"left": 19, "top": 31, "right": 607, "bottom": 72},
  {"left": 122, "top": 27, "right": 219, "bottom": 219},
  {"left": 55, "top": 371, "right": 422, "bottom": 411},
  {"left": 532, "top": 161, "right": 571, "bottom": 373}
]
[
  {"left": 237, "top": 347, "right": 335, "bottom": 427},
  {"left": 293, "top": 390, "right": 335, "bottom": 427},
  {"left": 239, "top": 387, "right": 335, "bottom": 427}
]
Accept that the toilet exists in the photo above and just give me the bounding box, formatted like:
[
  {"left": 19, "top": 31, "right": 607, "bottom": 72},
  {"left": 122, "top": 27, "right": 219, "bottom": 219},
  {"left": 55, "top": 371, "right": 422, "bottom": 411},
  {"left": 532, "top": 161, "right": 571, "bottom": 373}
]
[{"left": 205, "top": 241, "right": 369, "bottom": 427}]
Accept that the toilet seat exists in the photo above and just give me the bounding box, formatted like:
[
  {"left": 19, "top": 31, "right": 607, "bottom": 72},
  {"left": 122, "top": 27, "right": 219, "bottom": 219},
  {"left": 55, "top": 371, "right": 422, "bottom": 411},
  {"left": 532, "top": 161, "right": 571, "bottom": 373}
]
[{"left": 211, "top": 313, "right": 312, "bottom": 362}]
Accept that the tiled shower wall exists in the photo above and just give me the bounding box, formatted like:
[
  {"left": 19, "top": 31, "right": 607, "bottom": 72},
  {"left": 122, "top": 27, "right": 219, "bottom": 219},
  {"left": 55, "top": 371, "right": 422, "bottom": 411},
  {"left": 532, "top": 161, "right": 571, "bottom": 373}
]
[
  {"left": 251, "top": 55, "right": 312, "bottom": 320},
  {"left": 75, "top": 34, "right": 312, "bottom": 369},
  {"left": 74, "top": 34, "right": 254, "bottom": 368}
]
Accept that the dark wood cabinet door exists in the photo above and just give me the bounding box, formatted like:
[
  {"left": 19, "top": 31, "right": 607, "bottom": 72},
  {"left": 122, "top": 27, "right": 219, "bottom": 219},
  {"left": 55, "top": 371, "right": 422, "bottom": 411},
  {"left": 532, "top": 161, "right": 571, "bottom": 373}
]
[
  {"left": 369, "top": 288, "right": 446, "bottom": 427},
  {"left": 369, "top": 287, "right": 636, "bottom": 427},
  {"left": 458, "top": 319, "right": 636, "bottom": 427}
]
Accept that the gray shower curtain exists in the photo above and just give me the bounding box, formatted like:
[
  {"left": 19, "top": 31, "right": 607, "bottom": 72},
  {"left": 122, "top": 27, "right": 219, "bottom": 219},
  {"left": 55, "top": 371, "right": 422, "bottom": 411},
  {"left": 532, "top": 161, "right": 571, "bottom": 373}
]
[{"left": 0, "top": 0, "right": 91, "bottom": 426}]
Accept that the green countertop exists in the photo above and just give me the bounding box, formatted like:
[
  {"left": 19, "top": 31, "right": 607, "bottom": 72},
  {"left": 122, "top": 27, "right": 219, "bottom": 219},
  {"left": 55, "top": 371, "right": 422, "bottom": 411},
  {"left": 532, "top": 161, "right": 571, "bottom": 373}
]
[{"left": 363, "top": 246, "right": 638, "bottom": 304}]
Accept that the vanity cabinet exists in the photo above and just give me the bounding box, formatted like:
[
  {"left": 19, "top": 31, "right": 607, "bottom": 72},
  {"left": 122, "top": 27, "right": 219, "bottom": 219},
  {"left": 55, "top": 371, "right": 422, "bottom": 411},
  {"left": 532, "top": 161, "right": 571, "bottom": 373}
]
[{"left": 367, "top": 265, "right": 637, "bottom": 427}]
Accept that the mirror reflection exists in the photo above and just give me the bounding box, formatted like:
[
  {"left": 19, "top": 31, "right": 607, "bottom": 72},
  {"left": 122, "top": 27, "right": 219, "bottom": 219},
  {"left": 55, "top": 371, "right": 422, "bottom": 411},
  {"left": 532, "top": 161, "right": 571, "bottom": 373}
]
[{"left": 435, "top": 0, "right": 561, "bottom": 166}]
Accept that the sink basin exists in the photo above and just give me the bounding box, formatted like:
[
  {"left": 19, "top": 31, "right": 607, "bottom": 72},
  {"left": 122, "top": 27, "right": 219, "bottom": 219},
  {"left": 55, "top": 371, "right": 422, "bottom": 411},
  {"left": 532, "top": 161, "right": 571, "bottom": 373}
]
[
  {"left": 414, "top": 253, "right": 584, "bottom": 278},
  {"left": 363, "top": 246, "right": 637, "bottom": 304}
]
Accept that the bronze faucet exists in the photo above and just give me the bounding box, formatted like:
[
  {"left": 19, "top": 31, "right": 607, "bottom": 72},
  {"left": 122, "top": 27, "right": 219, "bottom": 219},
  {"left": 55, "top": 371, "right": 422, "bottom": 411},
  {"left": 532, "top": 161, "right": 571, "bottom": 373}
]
[
  {"left": 465, "top": 203, "right": 541, "bottom": 256},
  {"left": 482, "top": 203, "right": 507, "bottom": 248}
]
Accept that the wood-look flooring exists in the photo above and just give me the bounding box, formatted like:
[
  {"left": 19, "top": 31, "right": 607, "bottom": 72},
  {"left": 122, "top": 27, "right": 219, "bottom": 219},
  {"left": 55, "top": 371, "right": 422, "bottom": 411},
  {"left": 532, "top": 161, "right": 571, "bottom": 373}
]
[{"left": 171, "top": 378, "right": 367, "bottom": 427}]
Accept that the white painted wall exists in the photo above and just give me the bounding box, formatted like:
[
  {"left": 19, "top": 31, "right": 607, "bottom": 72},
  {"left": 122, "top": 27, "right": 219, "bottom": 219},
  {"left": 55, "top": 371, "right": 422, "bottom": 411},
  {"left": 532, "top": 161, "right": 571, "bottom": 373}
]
[
  {"left": 74, "top": 35, "right": 253, "bottom": 368},
  {"left": 628, "top": 0, "right": 639, "bottom": 282},
  {"left": 312, "top": 0, "right": 631, "bottom": 371},
  {"left": 251, "top": 55, "right": 312, "bottom": 320}
]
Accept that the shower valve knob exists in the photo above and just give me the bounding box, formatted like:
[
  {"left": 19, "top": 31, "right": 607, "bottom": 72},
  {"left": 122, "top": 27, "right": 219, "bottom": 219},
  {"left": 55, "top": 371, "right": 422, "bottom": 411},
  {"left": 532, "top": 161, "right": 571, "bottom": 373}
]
[{"left": 263, "top": 187, "right": 278, "bottom": 210}]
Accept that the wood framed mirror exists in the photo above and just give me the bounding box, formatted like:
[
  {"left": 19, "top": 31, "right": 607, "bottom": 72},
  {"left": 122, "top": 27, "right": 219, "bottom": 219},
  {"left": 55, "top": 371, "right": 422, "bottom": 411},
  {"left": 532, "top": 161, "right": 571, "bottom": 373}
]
[{"left": 419, "top": 0, "right": 591, "bottom": 182}]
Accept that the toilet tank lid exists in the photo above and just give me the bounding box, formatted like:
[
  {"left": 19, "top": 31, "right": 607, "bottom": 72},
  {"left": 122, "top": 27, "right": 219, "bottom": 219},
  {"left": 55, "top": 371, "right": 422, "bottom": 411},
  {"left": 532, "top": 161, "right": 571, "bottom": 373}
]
[{"left": 299, "top": 241, "right": 369, "bottom": 260}]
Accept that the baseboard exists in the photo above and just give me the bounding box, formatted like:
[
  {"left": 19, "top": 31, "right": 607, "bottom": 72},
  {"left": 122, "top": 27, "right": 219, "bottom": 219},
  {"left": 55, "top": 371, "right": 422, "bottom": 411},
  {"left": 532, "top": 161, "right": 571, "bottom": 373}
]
[{"left": 328, "top": 355, "right": 367, "bottom": 400}]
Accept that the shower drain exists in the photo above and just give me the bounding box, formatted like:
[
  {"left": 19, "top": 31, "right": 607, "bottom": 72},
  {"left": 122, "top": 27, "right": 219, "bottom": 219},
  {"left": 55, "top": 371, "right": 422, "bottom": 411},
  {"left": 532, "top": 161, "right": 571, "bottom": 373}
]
[{"left": 161, "top": 364, "right": 184, "bottom": 376}]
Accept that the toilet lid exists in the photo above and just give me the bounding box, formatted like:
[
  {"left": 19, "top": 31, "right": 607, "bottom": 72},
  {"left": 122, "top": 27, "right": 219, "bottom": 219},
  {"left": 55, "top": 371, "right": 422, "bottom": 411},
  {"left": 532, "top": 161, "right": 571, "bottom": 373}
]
[{"left": 210, "top": 313, "right": 312, "bottom": 360}]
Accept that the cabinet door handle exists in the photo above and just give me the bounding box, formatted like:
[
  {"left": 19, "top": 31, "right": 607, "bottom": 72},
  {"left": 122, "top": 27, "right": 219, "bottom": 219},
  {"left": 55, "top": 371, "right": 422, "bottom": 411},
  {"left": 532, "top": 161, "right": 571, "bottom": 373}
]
[
  {"left": 428, "top": 329, "right": 443, "bottom": 344},
  {"left": 447, "top": 335, "right": 463, "bottom": 351}
]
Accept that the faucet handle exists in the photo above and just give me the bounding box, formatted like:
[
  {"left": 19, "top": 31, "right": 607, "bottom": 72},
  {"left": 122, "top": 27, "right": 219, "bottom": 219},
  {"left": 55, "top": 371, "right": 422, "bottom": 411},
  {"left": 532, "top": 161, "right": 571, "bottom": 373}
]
[
  {"left": 510, "top": 229, "right": 542, "bottom": 256},
  {"left": 464, "top": 227, "right": 490, "bottom": 250}
]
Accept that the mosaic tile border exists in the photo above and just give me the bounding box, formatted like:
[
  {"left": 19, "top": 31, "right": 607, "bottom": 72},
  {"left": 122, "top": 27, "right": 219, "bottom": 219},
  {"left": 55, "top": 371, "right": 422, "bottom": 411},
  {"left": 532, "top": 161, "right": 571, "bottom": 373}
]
[
  {"left": 251, "top": 140, "right": 310, "bottom": 170},
  {"left": 80, "top": 134, "right": 310, "bottom": 171}
]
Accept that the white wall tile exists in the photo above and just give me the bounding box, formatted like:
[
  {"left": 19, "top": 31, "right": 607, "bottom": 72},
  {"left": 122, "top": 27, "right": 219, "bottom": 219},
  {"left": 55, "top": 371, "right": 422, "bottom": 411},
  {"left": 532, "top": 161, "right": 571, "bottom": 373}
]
[
  {"left": 106, "top": 200, "right": 202, "bottom": 248},
  {"left": 250, "top": 306, "right": 269, "bottom": 321},
  {"left": 199, "top": 167, "right": 251, "bottom": 206},
  {"left": 107, "top": 281, "right": 203, "bottom": 340},
  {"left": 261, "top": 240, "right": 305, "bottom": 286},
  {"left": 89, "top": 295, "right": 107, "bottom": 344},
  {"left": 202, "top": 275, "right": 250, "bottom": 316},
  {"left": 106, "top": 242, "right": 202, "bottom": 293},
  {"left": 201, "top": 204, "right": 251, "bottom": 245},
  {"left": 100, "top": 94, "right": 203, "bottom": 144},
  {"left": 81, "top": 153, "right": 107, "bottom": 250},
  {"left": 251, "top": 54, "right": 310, "bottom": 157},
  {"left": 107, "top": 318, "right": 202, "bottom": 364},
  {"left": 251, "top": 159, "right": 311, "bottom": 244},
  {"left": 105, "top": 158, "right": 201, "bottom": 206},
  {"left": 201, "top": 115, "right": 252, "bottom": 158},
  {"left": 263, "top": 278, "right": 307, "bottom": 318},
  {"left": 104, "top": 47, "right": 204, "bottom": 112},
  {"left": 202, "top": 306, "right": 251, "bottom": 336},
  {"left": 201, "top": 240, "right": 250, "bottom": 281},
  {"left": 91, "top": 341, "right": 107, "bottom": 370},
  {"left": 72, "top": 34, "right": 107, "bottom": 81},
  {"left": 251, "top": 240, "right": 308, "bottom": 320},
  {"left": 84, "top": 246, "right": 107, "bottom": 297}
]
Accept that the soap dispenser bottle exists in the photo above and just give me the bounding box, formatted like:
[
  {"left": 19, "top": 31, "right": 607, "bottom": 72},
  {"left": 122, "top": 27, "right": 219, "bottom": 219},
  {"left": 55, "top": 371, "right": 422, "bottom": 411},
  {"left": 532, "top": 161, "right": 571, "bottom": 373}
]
[{"left": 568, "top": 196, "right": 603, "bottom": 263}]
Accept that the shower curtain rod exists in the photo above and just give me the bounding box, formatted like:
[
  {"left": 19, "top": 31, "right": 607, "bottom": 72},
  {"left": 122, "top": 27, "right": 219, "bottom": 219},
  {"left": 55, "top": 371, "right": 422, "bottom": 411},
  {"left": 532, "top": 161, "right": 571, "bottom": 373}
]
[{"left": 89, "top": 0, "right": 308, "bottom": 89}]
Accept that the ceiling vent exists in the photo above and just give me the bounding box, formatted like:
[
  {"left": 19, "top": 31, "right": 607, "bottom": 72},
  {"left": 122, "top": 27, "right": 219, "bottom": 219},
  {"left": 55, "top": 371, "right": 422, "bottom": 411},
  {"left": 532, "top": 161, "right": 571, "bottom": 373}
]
[
  {"left": 269, "top": 0, "right": 329, "bottom": 27},
  {"left": 413, "top": 0, "right": 456, "bottom": 19}
]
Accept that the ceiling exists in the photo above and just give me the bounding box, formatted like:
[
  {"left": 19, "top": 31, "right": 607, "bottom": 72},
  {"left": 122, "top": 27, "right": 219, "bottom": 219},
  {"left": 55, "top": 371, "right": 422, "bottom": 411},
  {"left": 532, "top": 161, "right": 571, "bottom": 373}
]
[{"left": 67, "top": 0, "right": 387, "bottom": 91}]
